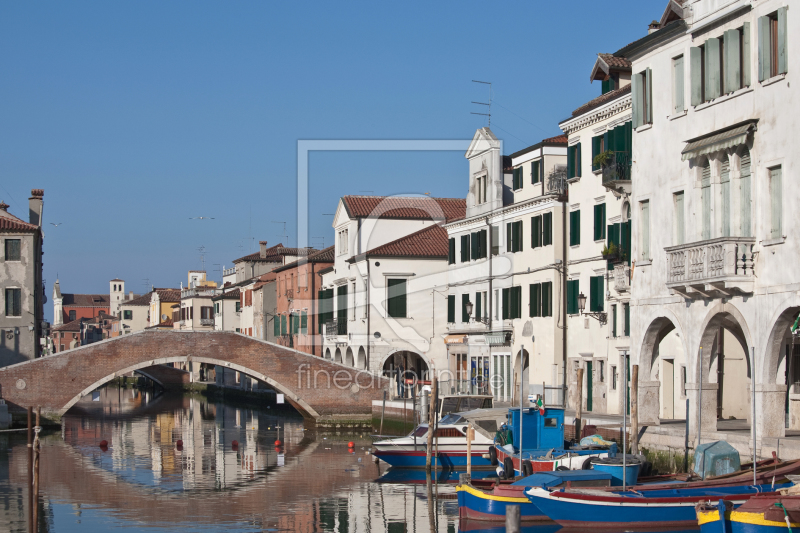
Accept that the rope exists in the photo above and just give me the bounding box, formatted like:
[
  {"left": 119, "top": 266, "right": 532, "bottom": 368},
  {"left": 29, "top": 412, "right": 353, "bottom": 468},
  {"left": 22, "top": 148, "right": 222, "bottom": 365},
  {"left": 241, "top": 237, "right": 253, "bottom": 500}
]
[{"left": 775, "top": 502, "right": 792, "bottom": 532}]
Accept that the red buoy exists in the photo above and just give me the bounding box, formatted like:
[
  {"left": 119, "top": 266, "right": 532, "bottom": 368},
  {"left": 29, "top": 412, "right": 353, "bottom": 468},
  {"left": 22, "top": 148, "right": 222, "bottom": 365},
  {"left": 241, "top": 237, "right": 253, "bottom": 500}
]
[
  {"left": 274, "top": 440, "right": 281, "bottom": 446},
  {"left": 176, "top": 439, "right": 183, "bottom": 447},
  {"left": 99, "top": 440, "right": 108, "bottom": 447},
  {"left": 348, "top": 441, "right": 355, "bottom": 448}
]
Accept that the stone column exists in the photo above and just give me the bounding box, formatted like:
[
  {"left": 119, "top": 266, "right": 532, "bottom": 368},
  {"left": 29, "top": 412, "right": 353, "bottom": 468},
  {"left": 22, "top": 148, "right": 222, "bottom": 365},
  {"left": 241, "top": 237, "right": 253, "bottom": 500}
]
[
  {"left": 756, "top": 383, "right": 787, "bottom": 438},
  {"left": 685, "top": 382, "right": 718, "bottom": 445},
  {"left": 638, "top": 380, "right": 661, "bottom": 425}
]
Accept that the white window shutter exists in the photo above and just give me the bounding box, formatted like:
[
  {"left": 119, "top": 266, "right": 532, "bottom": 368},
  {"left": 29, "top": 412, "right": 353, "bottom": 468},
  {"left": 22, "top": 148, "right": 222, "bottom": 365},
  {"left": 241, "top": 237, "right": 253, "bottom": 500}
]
[
  {"left": 721, "top": 160, "right": 731, "bottom": 237},
  {"left": 770, "top": 167, "right": 782, "bottom": 239},
  {"left": 675, "top": 192, "right": 685, "bottom": 245},
  {"left": 724, "top": 29, "right": 741, "bottom": 93},
  {"left": 758, "top": 16, "right": 771, "bottom": 82},
  {"left": 740, "top": 152, "right": 752, "bottom": 237},
  {"left": 641, "top": 201, "right": 650, "bottom": 261},
  {"left": 702, "top": 164, "right": 712, "bottom": 240},
  {"left": 631, "top": 72, "right": 641, "bottom": 128},
  {"left": 705, "top": 38, "right": 721, "bottom": 100},
  {"left": 645, "top": 68, "right": 653, "bottom": 123},
  {"left": 778, "top": 7, "right": 788, "bottom": 75},
  {"left": 674, "top": 56, "right": 685, "bottom": 114},
  {"left": 742, "top": 22, "right": 751, "bottom": 87},
  {"left": 690, "top": 47, "right": 703, "bottom": 105}
]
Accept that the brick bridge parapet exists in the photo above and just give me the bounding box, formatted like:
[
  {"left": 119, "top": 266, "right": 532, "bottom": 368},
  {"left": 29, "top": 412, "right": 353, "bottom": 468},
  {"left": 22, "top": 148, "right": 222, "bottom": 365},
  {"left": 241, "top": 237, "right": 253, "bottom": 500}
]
[{"left": 0, "top": 331, "right": 388, "bottom": 420}]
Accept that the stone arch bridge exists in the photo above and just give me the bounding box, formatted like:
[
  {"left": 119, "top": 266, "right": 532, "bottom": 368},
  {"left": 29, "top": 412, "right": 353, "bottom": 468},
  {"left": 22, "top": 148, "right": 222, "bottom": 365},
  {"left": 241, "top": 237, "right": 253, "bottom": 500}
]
[{"left": 0, "top": 331, "right": 388, "bottom": 422}]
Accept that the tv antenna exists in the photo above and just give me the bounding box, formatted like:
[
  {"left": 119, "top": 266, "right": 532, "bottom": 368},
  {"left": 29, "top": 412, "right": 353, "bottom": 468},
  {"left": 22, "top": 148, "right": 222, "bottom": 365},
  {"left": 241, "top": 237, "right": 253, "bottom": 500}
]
[
  {"left": 142, "top": 278, "right": 151, "bottom": 292},
  {"left": 197, "top": 245, "right": 206, "bottom": 271},
  {"left": 271, "top": 221, "right": 288, "bottom": 244},
  {"left": 311, "top": 236, "right": 326, "bottom": 249},
  {"left": 471, "top": 80, "right": 492, "bottom": 126},
  {"left": 213, "top": 263, "right": 222, "bottom": 282}
]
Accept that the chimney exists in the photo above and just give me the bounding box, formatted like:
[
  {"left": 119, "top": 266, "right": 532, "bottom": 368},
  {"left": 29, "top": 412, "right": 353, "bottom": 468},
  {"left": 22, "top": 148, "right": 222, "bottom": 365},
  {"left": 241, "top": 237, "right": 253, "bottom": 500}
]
[
  {"left": 259, "top": 241, "right": 268, "bottom": 259},
  {"left": 29, "top": 189, "right": 44, "bottom": 226},
  {"left": 129, "top": 291, "right": 134, "bottom": 300},
  {"left": 648, "top": 20, "right": 660, "bottom": 34},
  {"left": 0, "top": 201, "right": 8, "bottom": 213}
]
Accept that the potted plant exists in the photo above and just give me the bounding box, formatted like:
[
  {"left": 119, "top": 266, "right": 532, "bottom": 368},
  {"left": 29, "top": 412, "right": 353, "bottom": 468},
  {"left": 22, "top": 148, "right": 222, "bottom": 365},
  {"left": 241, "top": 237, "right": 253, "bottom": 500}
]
[
  {"left": 601, "top": 242, "right": 620, "bottom": 261},
  {"left": 593, "top": 150, "right": 614, "bottom": 169}
]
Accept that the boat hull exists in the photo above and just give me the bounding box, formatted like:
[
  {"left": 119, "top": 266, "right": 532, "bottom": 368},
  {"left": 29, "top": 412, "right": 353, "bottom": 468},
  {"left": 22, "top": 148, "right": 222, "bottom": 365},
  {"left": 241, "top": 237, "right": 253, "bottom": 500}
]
[
  {"left": 456, "top": 484, "right": 546, "bottom": 522},
  {"left": 373, "top": 449, "right": 493, "bottom": 469},
  {"left": 698, "top": 495, "right": 800, "bottom": 533},
  {"left": 495, "top": 444, "right": 611, "bottom": 474}
]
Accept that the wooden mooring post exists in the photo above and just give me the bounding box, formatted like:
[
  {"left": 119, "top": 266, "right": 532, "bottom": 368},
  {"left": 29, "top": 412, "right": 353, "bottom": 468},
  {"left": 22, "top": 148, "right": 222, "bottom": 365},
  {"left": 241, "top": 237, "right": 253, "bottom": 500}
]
[
  {"left": 575, "top": 368, "right": 583, "bottom": 440},
  {"left": 425, "top": 376, "right": 437, "bottom": 471},
  {"left": 506, "top": 504, "right": 521, "bottom": 533},
  {"left": 27, "top": 406, "right": 33, "bottom": 533},
  {"left": 631, "top": 365, "right": 639, "bottom": 455},
  {"left": 466, "top": 423, "right": 473, "bottom": 477},
  {"left": 33, "top": 407, "right": 40, "bottom": 531}
]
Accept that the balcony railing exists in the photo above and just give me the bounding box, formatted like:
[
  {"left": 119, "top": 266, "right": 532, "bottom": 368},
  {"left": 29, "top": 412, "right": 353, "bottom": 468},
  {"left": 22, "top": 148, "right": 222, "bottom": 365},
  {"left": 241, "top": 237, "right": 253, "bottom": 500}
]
[
  {"left": 614, "top": 264, "right": 630, "bottom": 293},
  {"left": 325, "top": 318, "right": 347, "bottom": 339},
  {"left": 601, "top": 151, "right": 632, "bottom": 189},
  {"left": 665, "top": 237, "right": 756, "bottom": 298},
  {"left": 199, "top": 318, "right": 214, "bottom": 326}
]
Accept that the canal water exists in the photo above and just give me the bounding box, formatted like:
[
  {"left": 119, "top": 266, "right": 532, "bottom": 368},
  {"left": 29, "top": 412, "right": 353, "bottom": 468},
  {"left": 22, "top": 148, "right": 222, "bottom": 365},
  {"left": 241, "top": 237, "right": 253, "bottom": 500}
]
[{"left": 0, "top": 386, "right": 695, "bottom": 533}]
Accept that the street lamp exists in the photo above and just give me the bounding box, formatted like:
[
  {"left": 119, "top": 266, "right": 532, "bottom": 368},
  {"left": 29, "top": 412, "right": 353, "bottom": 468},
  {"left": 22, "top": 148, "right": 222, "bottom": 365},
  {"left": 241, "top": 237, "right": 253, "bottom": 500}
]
[
  {"left": 465, "top": 301, "right": 474, "bottom": 317},
  {"left": 577, "top": 292, "right": 607, "bottom": 325}
]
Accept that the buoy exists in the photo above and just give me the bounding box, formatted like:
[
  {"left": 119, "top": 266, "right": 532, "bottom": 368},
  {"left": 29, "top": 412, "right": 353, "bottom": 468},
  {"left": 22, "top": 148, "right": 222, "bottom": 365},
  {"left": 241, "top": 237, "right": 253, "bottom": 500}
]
[
  {"left": 99, "top": 440, "right": 108, "bottom": 447},
  {"left": 348, "top": 441, "right": 355, "bottom": 448},
  {"left": 176, "top": 440, "right": 183, "bottom": 447},
  {"left": 274, "top": 440, "right": 281, "bottom": 446},
  {"left": 232, "top": 440, "right": 239, "bottom": 449}
]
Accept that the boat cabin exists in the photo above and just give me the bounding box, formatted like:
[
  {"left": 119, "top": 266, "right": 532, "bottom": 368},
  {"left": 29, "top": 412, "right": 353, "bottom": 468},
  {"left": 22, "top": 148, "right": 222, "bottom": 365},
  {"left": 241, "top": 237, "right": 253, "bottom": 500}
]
[
  {"left": 503, "top": 407, "right": 565, "bottom": 452},
  {"left": 435, "top": 394, "right": 492, "bottom": 420}
]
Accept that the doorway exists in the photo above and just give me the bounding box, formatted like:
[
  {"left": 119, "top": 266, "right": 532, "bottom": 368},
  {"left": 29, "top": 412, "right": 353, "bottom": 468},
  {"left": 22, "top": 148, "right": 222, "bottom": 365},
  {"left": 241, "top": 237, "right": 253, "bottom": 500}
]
[{"left": 586, "top": 361, "right": 593, "bottom": 412}]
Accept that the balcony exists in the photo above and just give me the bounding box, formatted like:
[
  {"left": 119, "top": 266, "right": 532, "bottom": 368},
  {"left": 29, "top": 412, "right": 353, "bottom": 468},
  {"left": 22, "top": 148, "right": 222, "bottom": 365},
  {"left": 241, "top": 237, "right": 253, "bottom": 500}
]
[
  {"left": 601, "top": 151, "right": 632, "bottom": 195},
  {"left": 325, "top": 318, "right": 347, "bottom": 339},
  {"left": 665, "top": 237, "right": 756, "bottom": 299},
  {"left": 200, "top": 318, "right": 214, "bottom": 326},
  {"left": 613, "top": 264, "right": 630, "bottom": 293}
]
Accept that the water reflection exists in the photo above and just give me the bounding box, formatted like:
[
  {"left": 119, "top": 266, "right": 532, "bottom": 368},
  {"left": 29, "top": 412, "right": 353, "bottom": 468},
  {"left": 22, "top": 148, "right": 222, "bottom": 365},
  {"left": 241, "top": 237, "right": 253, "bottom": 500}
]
[{"left": 0, "top": 385, "right": 462, "bottom": 532}]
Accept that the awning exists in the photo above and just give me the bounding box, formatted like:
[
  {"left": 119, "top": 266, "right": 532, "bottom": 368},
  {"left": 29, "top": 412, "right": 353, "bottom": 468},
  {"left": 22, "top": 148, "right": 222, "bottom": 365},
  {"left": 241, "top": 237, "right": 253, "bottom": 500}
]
[
  {"left": 485, "top": 332, "right": 509, "bottom": 346},
  {"left": 444, "top": 334, "right": 467, "bottom": 345},
  {"left": 681, "top": 121, "right": 756, "bottom": 161}
]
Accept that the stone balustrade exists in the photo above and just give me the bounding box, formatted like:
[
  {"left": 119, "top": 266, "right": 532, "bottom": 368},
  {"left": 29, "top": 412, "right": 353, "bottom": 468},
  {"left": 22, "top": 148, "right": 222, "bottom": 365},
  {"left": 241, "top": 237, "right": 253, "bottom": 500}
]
[{"left": 664, "top": 237, "right": 756, "bottom": 298}]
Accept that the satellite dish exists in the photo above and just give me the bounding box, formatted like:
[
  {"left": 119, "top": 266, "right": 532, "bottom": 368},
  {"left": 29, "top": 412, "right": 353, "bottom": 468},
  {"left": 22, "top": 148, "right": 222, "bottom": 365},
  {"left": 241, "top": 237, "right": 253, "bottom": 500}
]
[{"left": 161, "top": 314, "right": 168, "bottom": 321}]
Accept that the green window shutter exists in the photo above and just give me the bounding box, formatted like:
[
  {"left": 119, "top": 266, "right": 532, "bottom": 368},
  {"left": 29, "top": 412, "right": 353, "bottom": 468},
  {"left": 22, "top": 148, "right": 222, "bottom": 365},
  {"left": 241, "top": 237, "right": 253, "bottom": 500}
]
[
  {"left": 543, "top": 212, "right": 552, "bottom": 246},
  {"left": 575, "top": 143, "right": 582, "bottom": 177},
  {"left": 530, "top": 284, "right": 540, "bottom": 317},
  {"left": 705, "top": 38, "right": 721, "bottom": 100},
  {"left": 531, "top": 216, "right": 541, "bottom": 248},
  {"left": 611, "top": 304, "right": 617, "bottom": 337},
  {"left": 448, "top": 238, "right": 455, "bottom": 264},
  {"left": 471, "top": 232, "right": 478, "bottom": 260},
  {"left": 624, "top": 121, "right": 632, "bottom": 153},
  {"left": 624, "top": 303, "right": 630, "bottom": 336},
  {"left": 724, "top": 29, "right": 741, "bottom": 93},
  {"left": 742, "top": 22, "right": 751, "bottom": 87},
  {"left": 758, "top": 16, "right": 771, "bottom": 82},
  {"left": 590, "top": 276, "right": 604, "bottom": 312},
  {"left": 770, "top": 167, "right": 782, "bottom": 239},
  {"left": 506, "top": 223, "right": 512, "bottom": 253},
  {"left": 274, "top": 315, "right": 280, "bottom": 336},
  {"left": 567, "top": 145, "right": 573, "bottom": 178},
  {"left": 337, "top": 285, "right": 348, "bottom": 321},
  {"left": 690, "top": 47, "right": 703, "bottom": 105},
  {"left": 674, "top": 55, "right": 685, "bottom": 113},
  {"left": 481, "top": 229, "right": 488, "bottom": 258},
  {"left": 514, "top": 287, "right": 522, "bottom": 319},
  {"left": 293, "top": 313, "right": 299, "bottom": 334},
  {"left": 592, "top": 136, "right": 601, "bottom": 171},
  {"left": 462, "top": 293, "right": 470, "bottom": 323},
  {"left": 778, "top": 7, "right": 788, "bottom": 75},
  {"left": 501, "top": 289, "right": 509, "bottom": 320},
  {"left": 516, "top": 221, "right": 523, "bottom": 252},
  {"left": 532, "top": 160, "right": 540, "bottom": 184},
  {"left": 301, "top": 311, "right": 307, "bottom": 334},
  {"left": 566, "top": 280, "right": 578, "bottom": 315},
  {"left": 475, "top": 292, "right": 481, "bottom": 320},
  {"left": 281, "top": 314, "right": 287, "bottom": 335},
  {"left": 622, "top": 221, "right": 632, "bottom": 266},
  {"left": 594, "top": 204, "right": 606, "bottom": 241},
  {"left": 645, "top": 68, "right": 653, "bottom": 123},
  {"left": 388, "top": 279, "right": 407, "bottom": 318},
  {"left": 570, "top": 210, "right": 580, "bottom": 246},
  {"left": 461, "top": 234, "right": 470, "bottom": 262},
  {"left": 631, "top": 69, "right": 641, "bottom": 127},
  {"left": 447, "top": 295, "right": 455, "bottom": 323},
  {"left": 542, "top": 282, "right": 552, "bottom": 317}
]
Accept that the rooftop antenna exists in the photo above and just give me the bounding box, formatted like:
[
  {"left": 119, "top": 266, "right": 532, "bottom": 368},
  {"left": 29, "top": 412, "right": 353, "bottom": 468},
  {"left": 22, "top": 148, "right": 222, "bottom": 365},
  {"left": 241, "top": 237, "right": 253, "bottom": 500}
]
[
  {"left": 213, "top": 263, "right": 222, "bottom": 283},
  {"left": 197, "top": 245, "right": 206, "bottom": 271},
  {"left": 471, "top": 80, "right": 492, "bottom": 126},
  {"left": 271, "top": 221, "right": 288, "bottom": 245},
  {"left": 142, "top": 278, "right": 151, "bottom": 292},
  {"left": 311, "top": 236, "right": 326, "bottom": 248}
]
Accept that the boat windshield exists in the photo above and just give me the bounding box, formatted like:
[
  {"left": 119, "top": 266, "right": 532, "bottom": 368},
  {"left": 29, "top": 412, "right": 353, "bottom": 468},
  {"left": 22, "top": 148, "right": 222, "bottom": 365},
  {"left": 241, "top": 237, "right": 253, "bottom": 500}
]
[
  {"left": 411, "top": 426, "right": 428, "bottom": 437},
  {"left": 439, "top": 414, "right": 464, "bottom": 425}
]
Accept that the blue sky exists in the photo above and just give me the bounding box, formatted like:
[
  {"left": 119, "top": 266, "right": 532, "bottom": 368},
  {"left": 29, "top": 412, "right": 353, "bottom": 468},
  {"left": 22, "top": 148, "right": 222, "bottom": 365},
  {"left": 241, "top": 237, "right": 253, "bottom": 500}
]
[{"left": 0, "top": 1, "right": 664, "bottom": 319}]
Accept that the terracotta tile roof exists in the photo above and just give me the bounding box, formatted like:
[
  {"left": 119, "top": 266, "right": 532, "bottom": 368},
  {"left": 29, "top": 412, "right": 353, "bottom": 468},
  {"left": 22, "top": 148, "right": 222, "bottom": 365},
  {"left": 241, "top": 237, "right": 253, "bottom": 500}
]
[
  {"left": 154, "top": 289, "right": 181, "bottom": 302},
  {"left": 52, "top": 318, "right": 82, "bottom": 332},
  {"left": 542, "top": 135, "right": 568, "bottom": 144},
  {"left": 121, "top": 293, "right": 152, "bottom": 307},
  {"left": 361, "top": 223, "right": 449, "bottom": 259},
  {"left": 62, "top": 294, "right": 111, "bottom": 307},
  {"left": 341, "top": 196, "right": 466, "bottom": 222},
  {"left": 273, "top": 245, "right": 335, "bottom": 273},
  {"left": 0, "top": 214, "right": 40, "bottom": 232},
  {"left": 598, "top": 53, "right": 632, "bottom": 70},
  {"left": 569, "top": 83, "right": 632, "bottom": 119},
  {"left": 213, "top": 288, "right": 241, "bottom": 300},
  {"left": 147, "top": 318, "right": 174, "bottom": 329},
  {"left": 232, "top": 243, "right": 316, "bottom": 264},
  {"left": 509, "top": 135, "right": 569, "bottom": 160}
]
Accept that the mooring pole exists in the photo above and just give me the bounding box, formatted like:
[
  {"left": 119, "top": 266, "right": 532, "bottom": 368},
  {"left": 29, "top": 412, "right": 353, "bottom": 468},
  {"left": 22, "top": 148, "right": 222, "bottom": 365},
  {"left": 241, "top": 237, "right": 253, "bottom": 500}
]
[
  {"left": 506, "top": 504, "right": 521, "bottom": 533},
  {"left": 27, "top": 406, "right": 33, "bottom": 533},
  {"left": 33, "top": 407, "right": 40, "bottom": 530},
  {"left": 519, "top": 344, "right": 525, "bottom": 479},
  {"left": 576, "top": 367, "right": 584, "bottom": 441},
  {"left": 751, "top": 346, "right": 757, "bottom": 487},
  {"left": 622, "top": 351, "right": 628, "bottom": 492},
  {"left": 698, "top": 346, "right": 703, "bottom": 448},
  {"left": 466, "top": 423, "right": 473, "bottom": 477},
  {"left": 379, "top": 390, "right": 386, "bottom": 436},
  {"left": 631, "top": 365, "right": 639, "bottom": 455},
  {"left": 684, "top": 398, "right": 690, "bottom": 473}
]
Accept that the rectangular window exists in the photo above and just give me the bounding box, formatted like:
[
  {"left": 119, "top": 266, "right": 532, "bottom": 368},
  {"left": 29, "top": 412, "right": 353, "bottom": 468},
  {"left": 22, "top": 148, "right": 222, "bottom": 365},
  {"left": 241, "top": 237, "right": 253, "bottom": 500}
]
[
  {"left": 599, "top": 361, "right": 605, "bottom": 383},
  {"left": 590, "top": 275, "right": 604, "bottom": 312},
  {"left": 566, "top": 279, "right": 579, "bottom": 315},
  {"left": 4, "top": 239, "right": 21, "bottom": 261},
  {"left": 506, "top": 221, "right": 522, "bottom": 252},
  {"left": 123, "top": 310, "right": 133, "bottom": 320},
  {"left": 274, "top": 315, "right": 280, "bottom": 336},
  {"left": 336, "top": 285, "right": 348, "bottom": 334},
  {"left": 511, "top": 286, "right": 521, "bottom": 319},
  {"left": 280, "top": 314, "right": 287, "bottom": 336},
  {"left": 531, "top": 215, "right": 542, "bottom": 249},
  {"left": 512, "top": 167, "right": 523, "bottom": 190},
  {"left": 681, "top": 366, "right": 687, "bottom": 396},
  {"left": 447, "top": 295, "right": 455, "bottom": 323},
  {"left": 593, "top": 204, "right": 606, "bottom": 241},
  {"left": 462, "top": 293, "right": 470, "bottom": 323},
  {"left": 701, "top": 163, "right": 711, "bottom": 240},
  {"left": 531, "top": 160, "right": 541, "bottom": 184},
  {"left": 541, "top": 282, "right": 552, "bottom": 317},
  {"left": 569, "top": 210, "right": 581, "bottom": 246},
  {"left": 567, "top": 143, "right": 582, "bottom": 179},
  {"left": 387, "top": 279, "right": 407, "bottom": 318},
  {"left": 770, "top": 166, "right": 783, "bottom": 239},
  {"left": 673, "top": 55, "right": 685, "bottom": 113},
  {"left": 292, "top": 313, "right": 299, "bottom": 334},
  {"left": 460, "top": 234, "right": 470, "bottom": 262},
  {"left": 591, "top": 135, "right": 604, "bottom": 172},
  {"left": 623, "top": 302, "right": 631, "bottom": 337},
  {"left": 674, "top": 192, "right": 685, "bottom": 245},
  {"left": 475, "top": 291, "right": 481, "bottom": 320},
  {"left": 491, "top": 225, "right": 500, "bottom": 255},
  {"left": 704, "top": 36, "right": 722, "bottom": 101},
  {"left": 759, "top": 9, "right": 788, "bottom": 81},
  {"left": 471, "top": 232, "right": 479, "bottom": 261},
  {"left": 300, "top": 311, "right": 308, "bottom": 334},
  {"left": 612, "top": 366, "right": 617, "bottom": 390},
  {"left": 5, "top": 288, "right": 21, "bottom": 316},
  {"left": 611, "top": 304, "right": 617, "bottom": 337},
  {"left": 529, "top": 283, "right": 541, "bottom": 317},
  {"left": 448, "top": 238, "right": 456, "bottom": 264},
  {"left": 69, "top": 309, "right": 76, "bottom": 321},
  {"left": 640, "top": 200, "right": 650, "bottom": 260},
  {"left": 542, "top": 212, "right": 553, "bottom": 246},
  {"left": 632, "top": 68, "right": 653, "bottom": 127},
  {"left": 476, "top": 175, "right": 488, "bottom": 204},
  {"left": 338, "top": 229, "right": 349, "bottom": 255},
  {"left": 479, "top": 229, "right": 487, "bottom": 258}
]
